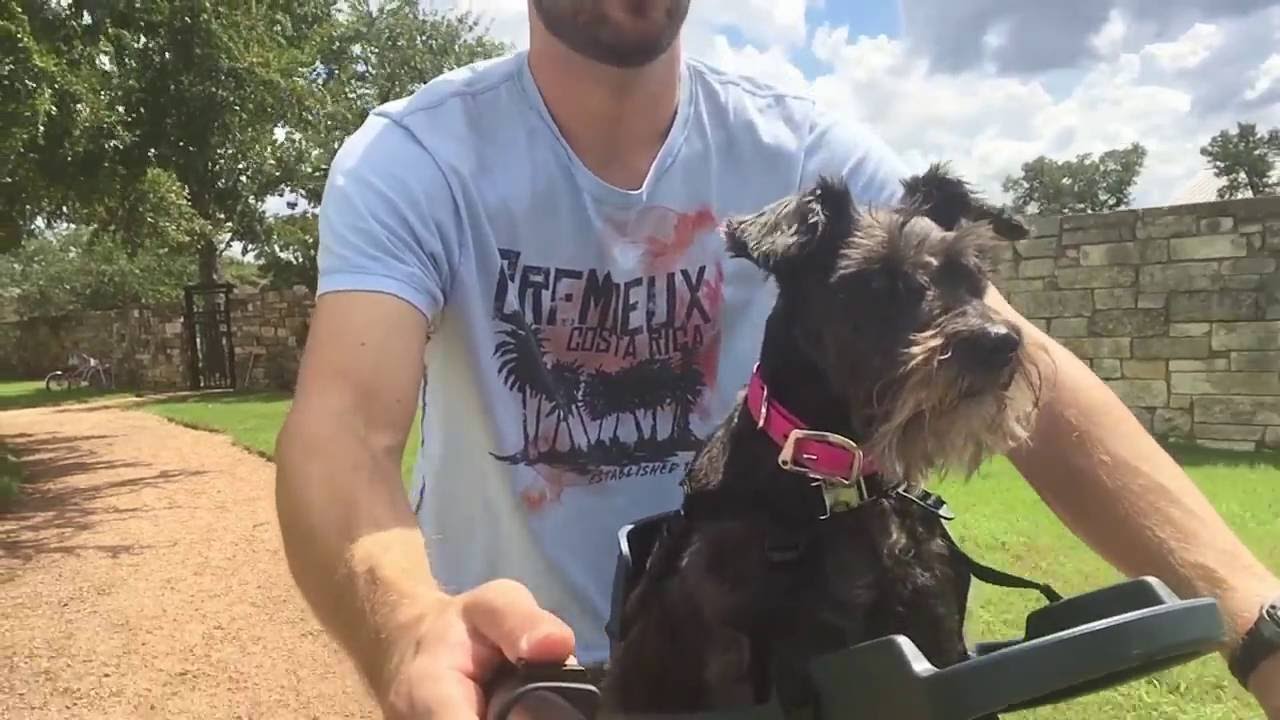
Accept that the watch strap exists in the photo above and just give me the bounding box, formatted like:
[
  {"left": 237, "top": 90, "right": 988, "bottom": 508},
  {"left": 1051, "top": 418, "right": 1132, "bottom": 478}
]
[{"left": 1228, "top": 597, "right": 1280, "bottom": 688}]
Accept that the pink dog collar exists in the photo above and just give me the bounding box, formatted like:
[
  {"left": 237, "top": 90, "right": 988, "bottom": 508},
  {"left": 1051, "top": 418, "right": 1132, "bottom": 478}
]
[{"left": 746, "top": 363, "right": 880, "bottom": 486}]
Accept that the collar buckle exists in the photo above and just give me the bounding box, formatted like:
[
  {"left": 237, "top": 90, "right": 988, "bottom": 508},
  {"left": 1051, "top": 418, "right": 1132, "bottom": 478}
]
[{"left": 778, "top": 429, "right": 865, "bottom": 486}]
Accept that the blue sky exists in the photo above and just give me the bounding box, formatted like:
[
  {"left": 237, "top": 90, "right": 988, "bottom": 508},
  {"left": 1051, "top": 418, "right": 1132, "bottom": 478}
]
[
  {"left": 441, "top": 1, "right": 1280, "bottom": 206},
  {"left": 789, "top": 0, "right": 900, "bottom": 77}
]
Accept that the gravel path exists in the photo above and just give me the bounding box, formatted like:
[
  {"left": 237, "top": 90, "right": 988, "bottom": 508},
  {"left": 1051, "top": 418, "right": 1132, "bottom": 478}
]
[{"left": 0, "top": 400, "right": 377, "bottom": 719}]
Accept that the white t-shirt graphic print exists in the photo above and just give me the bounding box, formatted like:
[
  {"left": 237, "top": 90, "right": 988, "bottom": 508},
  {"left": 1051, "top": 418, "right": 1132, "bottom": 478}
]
[{"left": 316, "top": 50, "right": 909, "bottom": 664}]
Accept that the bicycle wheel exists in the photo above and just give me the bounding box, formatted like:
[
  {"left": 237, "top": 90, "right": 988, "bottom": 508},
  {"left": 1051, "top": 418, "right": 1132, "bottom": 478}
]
[
  {"left": 45, "top": 371, "right": 70, "bottom": 391},
  {"left": 88, "top": 368, "right": 107, "bottom": 391}
]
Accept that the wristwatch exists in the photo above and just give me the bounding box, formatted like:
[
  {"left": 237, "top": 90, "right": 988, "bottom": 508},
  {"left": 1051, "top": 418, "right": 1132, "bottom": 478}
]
[{"left": 1229, "top": 596, "right": 1280, "bottom": 689}]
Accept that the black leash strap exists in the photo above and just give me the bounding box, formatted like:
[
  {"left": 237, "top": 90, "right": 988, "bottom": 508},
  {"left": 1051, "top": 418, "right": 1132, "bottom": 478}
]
[
  {"left": 940, "top": 529, "right": 1064, "bottom": 604},
  {"left": 902, "top": 487, "right": 1065, "bottom": 605}
]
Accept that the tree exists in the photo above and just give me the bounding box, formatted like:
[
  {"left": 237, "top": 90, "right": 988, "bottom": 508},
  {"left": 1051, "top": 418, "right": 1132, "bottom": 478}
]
[
  {"left": 1002, "top": 142, "right": 1148, "bottom": 216},
  {"left": 1199, "top": 122, "right": 1280, "bottom": 199},
  {"left": 0, "top": 1, "right": 128, "bottom": 250},
  {"left": 0, "top": 166, "right": 204, "bottom": 317},
  {"left": 255, "top": 0, "right": 509, "bottom": 289}
]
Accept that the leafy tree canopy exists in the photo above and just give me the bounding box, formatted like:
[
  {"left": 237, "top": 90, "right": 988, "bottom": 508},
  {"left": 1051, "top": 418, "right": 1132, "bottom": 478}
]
[
  {"left": 1002, "top": 142, "right": 1148, "bottom": 216},
  {"left": 1199, "top": 121, "right": 1280, "bottom": 200}
]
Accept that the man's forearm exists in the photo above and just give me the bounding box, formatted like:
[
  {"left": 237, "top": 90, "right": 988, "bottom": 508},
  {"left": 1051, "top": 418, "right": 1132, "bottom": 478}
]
[
  {"left": 274, "top": 402, "right": 445, "bottom": 693},
  {"left": 1007, "top": 319, "right": 1280, "bottom": 648}
]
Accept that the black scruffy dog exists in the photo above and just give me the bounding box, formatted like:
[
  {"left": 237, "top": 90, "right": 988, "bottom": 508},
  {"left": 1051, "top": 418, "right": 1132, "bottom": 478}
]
[{"left": 601, "top": 164, "right": 1047, "bottom": 716}]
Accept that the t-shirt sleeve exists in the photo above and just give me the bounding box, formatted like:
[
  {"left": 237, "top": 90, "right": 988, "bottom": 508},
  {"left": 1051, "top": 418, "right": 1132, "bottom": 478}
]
[
  {"left": 316, "top": 111, "right": 462, "bottom": 322},
  {"left": 798, "top": 102, "right": 912, "bottom": 208}
]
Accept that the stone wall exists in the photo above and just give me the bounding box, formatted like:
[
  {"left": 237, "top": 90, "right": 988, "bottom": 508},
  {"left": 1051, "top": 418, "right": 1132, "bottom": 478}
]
[
  {"left": 0, "top": 286, "right": 313, "bottom": 391},
  {"left": 992, "top": 195, "right": 1280, "bottom": 452}
]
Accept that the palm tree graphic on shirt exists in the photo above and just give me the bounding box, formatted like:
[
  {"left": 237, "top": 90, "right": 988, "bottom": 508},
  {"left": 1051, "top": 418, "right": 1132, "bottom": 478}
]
[{"left": 491, "top": 307, "right": 707, "bottom": 474}]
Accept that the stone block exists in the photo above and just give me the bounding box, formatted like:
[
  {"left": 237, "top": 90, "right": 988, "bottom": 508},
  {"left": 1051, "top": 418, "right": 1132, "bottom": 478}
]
[
  {"left": 1080, "top": 243, "right": 1140, "bottom": 266},
  {"left": 1154, "top": 408, "right": 1193, "bottom": 436},
  {"left": 1062, "top": 211, "right": 1137, "bottom": 230},
  {"left": 1137, "top": 214, "right": 1197, "bottom": 239},
  {"left": 1028, "top": 319, "right": 1048, "bottom": 332},
  {"left": 1088, "top": 309, "right": 1167, "bottom": 337},
  {"left": 1170, "top": 394, "right": 1192, "bottom": 409},
  {"left": 1132, "top": 407, "right": 1155, "bottom": 431},
  {"left": 1094, "top": 288, "right": 1137, "bottom": 309},
  {"left": 261, "top": 326, "right": 278, "bottom": 338},
  {"left": 1016, "top": 238, "right": 1057, "bottom": 258},
  {"left": 1266, "top": 427, "right": 1280, "bottom": 448},
  {"left": 1198, "top": 216, "right": 1235, "bottom": 234},
  {"left": 1009, "top": 290, "right": 1094, "bottom": 318},
  {"left": 1029, "top": 216, "right": 1060, "bottom": 238},
  {"left": 1062, "top": 228, "right": 1127, "bottom": 246},
  {"left": 1169, "top": 234, "right": 1249, "bottom": 260},
  {"left": 1105, "top": 379, "right": 1168, "bottom": 408},
  {"left": 1169, "top": 292, "right": 1261, "bottom": 322},
  {"left": 1268, "top": 222, "right": 1280, "bottom": 250},
  {"left": 1062, "top": 337, "right": 1132, "bottom": 359},
  {"left": 1195, "top": 439, "right": 1258, "bottom": 452},
  {"left": 1138, "top": 240, "right": 1169, "bottom": 263},
  {"left": 1138, "top": 293, "right": 1168, "bottom": 309},
  {"left": 1233, "top": 196, "right": 1280, "bottom": 221},
  {"left": 1194, "top": 396, "right": 1280, "bottom": 425},
  {"left": 1133, "top": 337, "right": 1211, "bottom": 359},
  {"left": 163, "top": 322, "right": 183, "bottom": 335},
  {"left": 1123, "top": 360, "right": 1166, "bottom": 379},
  {"left": 986, "top": 243, "right": 1015, "bottom": 262},
  {"left": 1232, "top": 352, "right": 1280, "bottom": 371},
  {"left": 994, "top": 262, "right": 1019, "bottom": 280},
  {"left": 1249, "top": 233, "right": 1266, "bottom": 251},
  {"left": 1222, "top": 258, "right": 1277, "bottom": 275},
  {"left": 1093, "top": 358, "right": 1123, "bottom": 379},
  {"left": 1210, "top": 322, "right": 1280, "bottom": 351},
  {"left": 1056, "top": 255, "right": 1080, "bottom": 268},
  {"left": 1240, "top": 222, "right": 1264, "bottom": 234},
  {"left": 1170, "top": 322, "right": 1211, "bottom": 337},
  {"left": 1194, "top": 424, "right": 1265, "bottom": 441},
  {"left": 1139, "top": 262, "right": 1223, "bottom": 292},
  {"left": 1049, "top": 318, "right": 1089, "bottom": 337},
  {"left": 1057, "top": 266, "right": 1135, "bottom": 289},
  {"left": 999, "top": 279, "right": 1047, "bottom": 293},
  {"left": 1019, "top": 259, "right": 1057, "bottom": 278},
  {"left": 1171, "top": 372, "right": 1280, "bottom": 396},
  {"left": 1169, "top": 359, "right": 1230, "bottom": 372},
  {"left": 1225, "top": 275, "right": 1263, "bottom": 290}
]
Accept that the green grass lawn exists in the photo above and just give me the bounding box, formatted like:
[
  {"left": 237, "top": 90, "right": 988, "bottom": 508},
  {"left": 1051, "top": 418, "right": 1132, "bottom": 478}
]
[
  {"left": 0, "top": 378, "right": 131, "bottom": 411},
  {"left": 140, "top": 390, "right": 423, "bottom": 481},
  {"left": 2, "top": 379, "right": 1277, "bottom": 717},
  {"left": 936, "top": 447, "right": 1279, "bottom": 718}
]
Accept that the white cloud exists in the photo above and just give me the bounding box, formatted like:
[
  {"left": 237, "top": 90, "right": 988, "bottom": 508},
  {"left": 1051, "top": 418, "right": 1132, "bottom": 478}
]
[
  {"left": 1245, "top": 53, "right": 1280, "bottom": 101},
  {"left": 1140, "top": 22, "right": 1223, "bottom": 72}
]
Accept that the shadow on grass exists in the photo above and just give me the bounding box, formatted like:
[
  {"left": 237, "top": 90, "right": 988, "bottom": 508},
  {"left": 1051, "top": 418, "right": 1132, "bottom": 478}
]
[
  {"left": 0, "top": 384, "right": 135, "bottom": 412},
  {"left": 0, "top": 431, "right": 207, "bottom": 565}
]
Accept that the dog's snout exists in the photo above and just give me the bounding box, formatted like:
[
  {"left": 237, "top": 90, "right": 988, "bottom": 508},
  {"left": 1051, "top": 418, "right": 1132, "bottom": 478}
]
[{"left": 954, "top": 325, "right": 1020, "bottom": 370}]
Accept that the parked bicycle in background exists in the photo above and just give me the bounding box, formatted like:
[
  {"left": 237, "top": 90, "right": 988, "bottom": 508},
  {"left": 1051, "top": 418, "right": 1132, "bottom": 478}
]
[{"left": 45, "top": 351, "right": 114, "bottom": 392}]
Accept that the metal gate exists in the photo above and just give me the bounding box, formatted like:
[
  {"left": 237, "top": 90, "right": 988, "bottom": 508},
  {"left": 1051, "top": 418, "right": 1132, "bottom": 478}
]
[{"left": 183, "top": 283, "right": 236, "bottom": 390}]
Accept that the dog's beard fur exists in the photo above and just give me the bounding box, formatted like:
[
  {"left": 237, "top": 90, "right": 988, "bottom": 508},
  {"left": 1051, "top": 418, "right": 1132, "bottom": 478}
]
[{"left": 864, "top": 323, "right": 1045, "bottom": 488}]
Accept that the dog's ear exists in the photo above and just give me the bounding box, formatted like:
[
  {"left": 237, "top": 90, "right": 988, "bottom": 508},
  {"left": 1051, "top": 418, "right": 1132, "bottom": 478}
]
[
  {"left": 723, "top": 176, "right": 856, "bottom": 276},
  {"left": 900, "top": 162, "right": 1030, "bottom": 241}
]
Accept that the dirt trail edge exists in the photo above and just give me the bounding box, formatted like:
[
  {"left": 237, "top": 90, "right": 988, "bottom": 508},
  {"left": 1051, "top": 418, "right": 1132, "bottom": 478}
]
[{"left": 1, "top": 401, "right": 376, "bottom": 719}]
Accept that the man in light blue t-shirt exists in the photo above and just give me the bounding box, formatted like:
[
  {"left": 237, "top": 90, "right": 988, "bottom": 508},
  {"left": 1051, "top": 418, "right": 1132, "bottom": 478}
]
[{"left": 274, "top": 2, "right": 1280, "bottom": 718}]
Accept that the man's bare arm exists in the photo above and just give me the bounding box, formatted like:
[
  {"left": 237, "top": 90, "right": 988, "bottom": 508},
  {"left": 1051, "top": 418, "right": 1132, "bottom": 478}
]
[
  {"left": 274, "top": 290, "right": 438, "bottom": 695},
  {"left": 987, "top": 286, "right": 1280, "bottom": 650}
]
